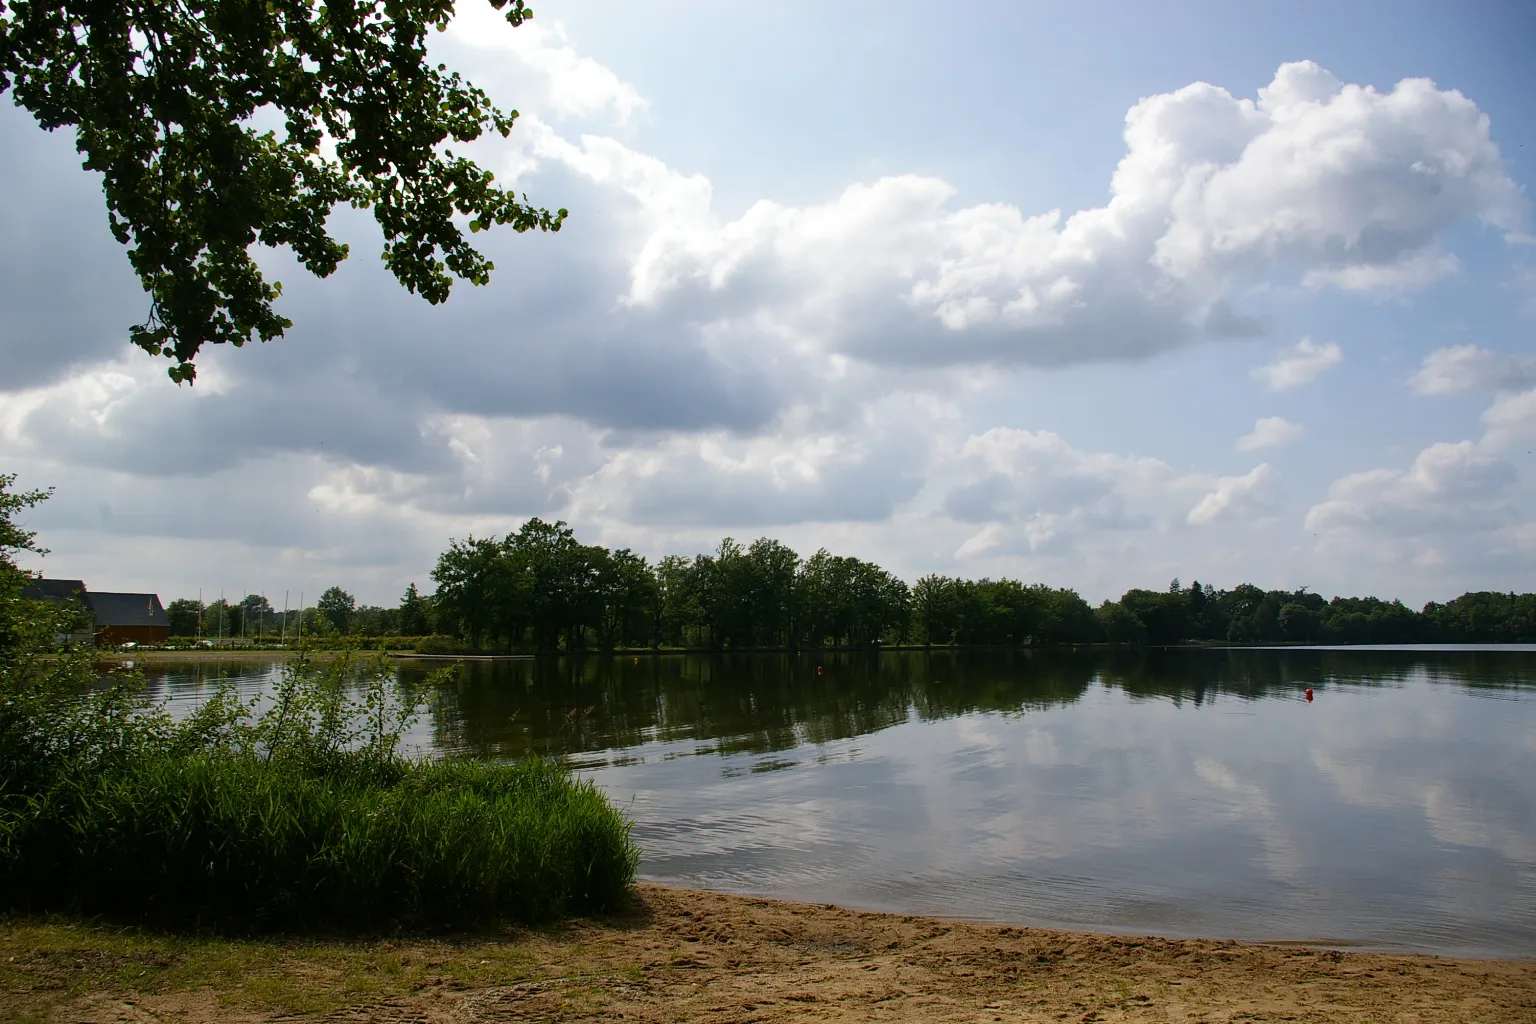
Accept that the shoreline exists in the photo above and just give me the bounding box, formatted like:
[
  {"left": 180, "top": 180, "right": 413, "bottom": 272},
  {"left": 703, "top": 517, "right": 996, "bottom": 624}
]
[
  {"left": 5, "top": 883, "right": 1531, "bottom": 1022},
  {"left": 95, "top": 641, "right": 1536, "bottom": 666},
  {"left": 95, "top": 649, "right": 331, "bottom": 663}
]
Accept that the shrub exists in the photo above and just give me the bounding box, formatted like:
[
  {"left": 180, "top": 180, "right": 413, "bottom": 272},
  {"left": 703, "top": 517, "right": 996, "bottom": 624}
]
[
  {"left": 1, "top": 752, "right": 637, "bottom": 929},
  {"left": 0, "top": 641, "right": 637, "bottom": 930},
  {"left": 414, "top": 634, "right": 462, "bottom": 655}
]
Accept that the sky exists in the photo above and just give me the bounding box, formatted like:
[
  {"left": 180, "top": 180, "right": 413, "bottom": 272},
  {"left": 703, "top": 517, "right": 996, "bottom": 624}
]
[{"left": 2, "top": 0, "right": 1534, "bottom": 608}]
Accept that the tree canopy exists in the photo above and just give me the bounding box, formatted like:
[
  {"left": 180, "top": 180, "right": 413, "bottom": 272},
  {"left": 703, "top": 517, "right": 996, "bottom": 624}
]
[
  {"left": 0, "top": 473, "right": 53, "bottom": 656},
  {"left": 413, "top": 528, "right": 1536, "bottom": 652},
  {"left": 317, "top": 585, "right": 356, "bottom": 634},
  {"left": 0, "top": 0, "right": 564, "bottom": 383}
]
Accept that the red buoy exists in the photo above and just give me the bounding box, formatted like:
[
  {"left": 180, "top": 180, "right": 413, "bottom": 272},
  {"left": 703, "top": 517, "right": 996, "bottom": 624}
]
[{"left": 1305, "top": 687, "right": 1314, "bottom": 702}]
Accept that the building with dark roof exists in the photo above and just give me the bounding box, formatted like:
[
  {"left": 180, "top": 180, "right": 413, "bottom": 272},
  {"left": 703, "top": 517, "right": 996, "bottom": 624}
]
[
  {"left": 23, "top": 578, "right": 170, "bottom": 646},
  {"left": 21, "top": 578, "right": 87, "bottom": 602},
  {"left": 20, "top": 578, "right": 93, "bottom": 643},
  {"left": 85, "top": 591, "right": 170, "bottom": 646}
]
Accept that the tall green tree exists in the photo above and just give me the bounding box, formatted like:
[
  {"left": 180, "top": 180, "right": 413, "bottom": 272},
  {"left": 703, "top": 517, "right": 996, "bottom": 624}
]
[
  {"left": 846, "top": 558, "right": 908, "bottom": 646},
  {"left": 1424, "top": 592, "right": 1536, "bottom": 642},
  {"left": 300, "top": 605, "right": 333, "bottom": 637},
  {"left": 431, "top": 535, "right": 512, "bottom": 649},
  {"left": 695, "top": 538, "right": 753, "bottom": 649},
  {"left": 351, "top": 605, "right": 396, "bottom": 636},
  {"left": 398, "top": 582, "right": 431, "bottom": 636},
  {"left": 317, "top": 586, "right": 355, "bottom": 634},
  {"left": 745, "top": 538, "right": 800, "bottom": 648},
  {"left": 651, "top": 554, "right": 697, "bottom": 648},
  {"left": 796, "top": 549, "right": 838, "bottom": 647},
  {"left": 0, "top": 475, "right": 47, "bottom": 575},
  {"left": 912, "top": 574, "right": 959, "bottom": 645},
  {"left": 0, "top": 0, "right": 564, "bottom": 383},
  {"left": 795, "top": 551, "right": 906, "bottom": 648},
  {"left": 506, "top": 519, "right": 589, "bottom": 651},
  {"left": 0, "top": 474, "right": 57, "bottom": 656},
  {"left": 165, "top": 598, "right": 203, "bottom": 637},
  {"left": 239, "top": 593, "right": 275, "bottom": 636},
  {"left": 1119, "top": 588, "right": 1194, "bottom": 646},
  {"left": 1095, "top": 600, "right": 1145, "bottom": 644},
  {"left": 1278, "top": 601, "right": 1321, "bottom": 642},
  {"left": 594, "top": 548, "right": 656, "bottom": 650},
  {"left": 202, "top": 598, "right": 234, "bottom": 638}
]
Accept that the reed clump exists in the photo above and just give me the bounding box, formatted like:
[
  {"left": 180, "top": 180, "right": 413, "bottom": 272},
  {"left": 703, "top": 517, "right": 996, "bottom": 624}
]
[{"left": 0, "top": 643, "right": 638, "bottom": 930}]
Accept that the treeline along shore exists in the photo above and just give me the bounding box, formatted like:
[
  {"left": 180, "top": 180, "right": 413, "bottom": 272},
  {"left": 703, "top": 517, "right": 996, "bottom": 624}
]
[{"left": 167, "top": 519, "right": 1536, "bottom": 653}]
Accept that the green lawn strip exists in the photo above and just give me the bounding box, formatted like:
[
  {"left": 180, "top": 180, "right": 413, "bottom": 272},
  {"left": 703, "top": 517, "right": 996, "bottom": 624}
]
[{"left": 0, "top": 916, "right": 544, "bottom": 1019}]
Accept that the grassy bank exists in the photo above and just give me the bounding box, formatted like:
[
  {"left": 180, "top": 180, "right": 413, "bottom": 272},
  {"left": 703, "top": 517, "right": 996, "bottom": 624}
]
[
  {"left": 1, "top": 754, "right": 637, "bottom": 930},
  {"left": 0, "top": 914, "right": 552, "bottom": 1022},
  {"left": 0, "top": 639, "right": 638, "bottom": 931},
  {"left": 92, "top": 648, "right": 319, "bottom": 663}
]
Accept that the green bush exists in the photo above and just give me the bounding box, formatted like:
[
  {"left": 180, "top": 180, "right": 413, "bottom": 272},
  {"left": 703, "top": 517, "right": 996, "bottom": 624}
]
[
  {"left": 1, "top": 752, "right": 637, "bottom": 929},
  {"left": 414, "top": 634, "right": 462, "bottom": 655},
  {"left": 0, "top": 596, "right": 638, "bottom": 930}
]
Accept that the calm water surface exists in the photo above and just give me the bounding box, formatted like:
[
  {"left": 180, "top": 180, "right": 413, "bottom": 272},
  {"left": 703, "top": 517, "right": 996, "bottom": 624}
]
[{"left": 141, "top": 649, "right": 1536, "bottom": 958}]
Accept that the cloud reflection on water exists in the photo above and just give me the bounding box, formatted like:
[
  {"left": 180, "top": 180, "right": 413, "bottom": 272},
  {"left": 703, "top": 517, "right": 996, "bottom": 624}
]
[{"left": 143, "top": 648, "right": 1536, "bottom": 956}]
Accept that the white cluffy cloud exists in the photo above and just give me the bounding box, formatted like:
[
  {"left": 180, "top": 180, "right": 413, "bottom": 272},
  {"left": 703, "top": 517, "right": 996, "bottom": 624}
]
[
  {"left": 1306, "top": 376, "right": 1536, "bottom": 571},
  {"left": 1187, "top": 464, "right": 1278, "bottom": 525},
  {"left": 445, "top": 8, "right": 648, "bottom": 123},
  {"left": 1409, "top": 344, "right": 1536, "bottom": 396},
  {"left": 1236, "top": 416, "right": 1304, "bottom": 451},
  {"left": 944, "top": 426, "right": 1183, "bottom": 559},
  {"left": 1302, "top": 248, "right": 1460, "bottom": 293},
  {"left": 934, "top": 426, "right": 1293, "bottom": 573},
  {"left": 1252, "top": 338, "right": 1342, "bottom": 390},
  {"left": 535, "top": 60, "right": 1524, "bottom": 370}
]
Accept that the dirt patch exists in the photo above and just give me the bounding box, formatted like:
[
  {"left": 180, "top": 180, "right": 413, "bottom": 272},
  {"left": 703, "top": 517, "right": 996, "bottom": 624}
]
[{"left": 3, "top": 884, "right": 1532, "bottom": 1022}]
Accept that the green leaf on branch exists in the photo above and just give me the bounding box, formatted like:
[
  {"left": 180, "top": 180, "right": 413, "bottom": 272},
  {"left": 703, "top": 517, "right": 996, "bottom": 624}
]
[{"left": 0, "top": 0, "right": 562, "bottom": 384}]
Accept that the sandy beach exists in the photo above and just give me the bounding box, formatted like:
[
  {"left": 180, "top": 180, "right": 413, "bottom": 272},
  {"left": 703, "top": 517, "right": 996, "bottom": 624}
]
[{"left": 4, "top": 884, "right": 1532, "bottom": 1023}]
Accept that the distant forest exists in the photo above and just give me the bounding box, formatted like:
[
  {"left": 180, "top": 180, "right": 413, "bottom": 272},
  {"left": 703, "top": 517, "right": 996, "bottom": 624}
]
[{"left": 164, "top": 520, "right": 1536, "bottom": 650}]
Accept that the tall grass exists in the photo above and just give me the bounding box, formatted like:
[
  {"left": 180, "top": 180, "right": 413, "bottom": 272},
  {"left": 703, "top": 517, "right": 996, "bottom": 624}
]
[{"left": 0, "top": 643, "right": 638, "bottom": 930}]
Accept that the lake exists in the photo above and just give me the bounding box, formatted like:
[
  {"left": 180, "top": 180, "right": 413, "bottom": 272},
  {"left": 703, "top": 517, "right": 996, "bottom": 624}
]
[{"left": 140, "top": 647, "right": 1536, "bottom": 958}]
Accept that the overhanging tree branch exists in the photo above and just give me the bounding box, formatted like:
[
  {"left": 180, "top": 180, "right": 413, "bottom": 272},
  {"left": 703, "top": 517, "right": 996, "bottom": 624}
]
[{"left": 0, "top": 0, "right": 565, "bottom": 383}]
